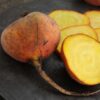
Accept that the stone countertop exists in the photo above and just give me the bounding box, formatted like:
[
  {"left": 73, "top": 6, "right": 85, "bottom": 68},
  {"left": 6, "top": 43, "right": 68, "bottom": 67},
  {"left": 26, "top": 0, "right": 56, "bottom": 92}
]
[{"left": 0, "top": 0, "right": 33, "bottom": 14}]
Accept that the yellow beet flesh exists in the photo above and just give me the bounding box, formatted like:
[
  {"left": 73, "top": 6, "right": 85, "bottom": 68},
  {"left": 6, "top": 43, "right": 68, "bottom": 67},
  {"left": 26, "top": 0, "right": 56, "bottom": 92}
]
[
  {"left": 95, "top": 28, "right": 100, "bottom": 41},
  {"left": 49, "top": 10, "right": 90, "bottom": 30},
  {"left": 57, "top": 25, "right": 98, "bottom": 53},
  {"left": 62, "top": 34, "right": 100, "bottom": 85},
  {"left": 85, "top": 11, "right": 100, "bottom": 28}
]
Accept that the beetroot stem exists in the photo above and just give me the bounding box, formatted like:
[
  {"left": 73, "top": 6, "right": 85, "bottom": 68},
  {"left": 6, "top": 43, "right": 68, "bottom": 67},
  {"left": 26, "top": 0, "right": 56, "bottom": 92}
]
[{"left": 32, "top": 60, "right": 100, "bottom": 96}]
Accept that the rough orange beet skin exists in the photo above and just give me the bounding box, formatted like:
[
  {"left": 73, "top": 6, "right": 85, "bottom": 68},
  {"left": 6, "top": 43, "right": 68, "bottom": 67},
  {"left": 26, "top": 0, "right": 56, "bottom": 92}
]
[{"left": 1, "top": 12, "right": 60, "bottom": 62}]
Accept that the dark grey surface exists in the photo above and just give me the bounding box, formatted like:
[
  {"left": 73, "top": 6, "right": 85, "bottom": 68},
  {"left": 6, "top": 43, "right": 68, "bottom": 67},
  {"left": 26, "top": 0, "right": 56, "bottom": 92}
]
[{"left": 0, "top": 0, "right": 100, "bottom": 100}]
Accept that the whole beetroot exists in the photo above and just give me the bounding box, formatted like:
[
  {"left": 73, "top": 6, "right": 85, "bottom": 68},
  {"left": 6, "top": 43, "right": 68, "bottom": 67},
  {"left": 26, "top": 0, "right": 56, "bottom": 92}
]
[
  {"left": 1, "top": 12, "right": 60, "bottom": 62},
  {"left": 1, "top": 11, "right": 67, "bottom": 94}
]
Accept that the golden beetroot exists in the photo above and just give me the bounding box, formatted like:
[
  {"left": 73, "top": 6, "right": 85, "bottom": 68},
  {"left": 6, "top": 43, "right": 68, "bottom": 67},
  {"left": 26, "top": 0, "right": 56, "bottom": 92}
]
[
  {"left": 1, "top": 12, "right": 99, "bottom": 96},
  {"left": 1, "top": 12, "right": 60, "bottom": 62},
  {"left": 1, "top": 11, "right": 65, "bottom": 94},
  {"left": 61, "top": 34, "right": 100, "bottom": 85},
  {"left": 57, "top": 25, "right": 98, "bottom": 53},
  {"left": 49, "top": 10, "right": 90, "bottom": 30},
  {"left": 85, "top": 11, "right": 100, "bottom": 28}
]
